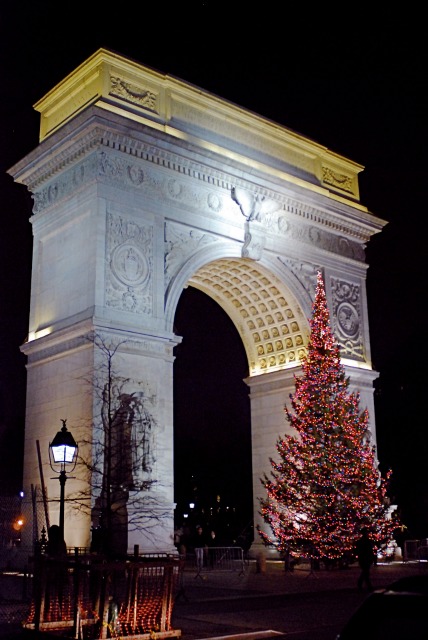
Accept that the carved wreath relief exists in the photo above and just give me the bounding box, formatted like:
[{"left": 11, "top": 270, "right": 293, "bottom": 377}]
[{"left": 331, "top": 277, "right": 365, "bottom": 362}]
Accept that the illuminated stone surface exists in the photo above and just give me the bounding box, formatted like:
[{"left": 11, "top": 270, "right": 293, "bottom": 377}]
[{"left": 8, "top": 49, "right": 385, "bottom": 555}]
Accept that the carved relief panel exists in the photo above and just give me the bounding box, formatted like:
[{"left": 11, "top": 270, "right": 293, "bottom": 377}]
[
  {"left": 105, "top": 212, "right": 154, "bottom": 315},
  {"left": 330, "top": 276, "right": 365, "bottom": 362}
]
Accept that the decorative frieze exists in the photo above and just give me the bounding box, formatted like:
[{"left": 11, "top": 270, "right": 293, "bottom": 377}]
[
  {"left": 99, "top": 150, "right": 145, "bottom": 186},
  {"left": 29, "top": 128, "right": 370, "bottom": 268}
]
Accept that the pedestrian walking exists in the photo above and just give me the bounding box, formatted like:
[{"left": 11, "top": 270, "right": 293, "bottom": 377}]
[
  {"left": 192, "top": 525, "right": 208, "bottom": 572},
  {"left": 355, "top": 527, "right": 376, "bottom": 591},
  {"left": 208, "top": 529, "right": 217, "bottom": 568}
]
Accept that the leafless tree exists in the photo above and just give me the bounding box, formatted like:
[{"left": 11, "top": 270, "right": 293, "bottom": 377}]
[{"left": 69, "top": 332, "right": 169, "bottom": 557}]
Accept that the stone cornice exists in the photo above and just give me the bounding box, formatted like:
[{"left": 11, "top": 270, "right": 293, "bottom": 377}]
[
  {"left": 21, "top": 317, "right": 179, "bottom": 364},
  {"left": 9, "top": 116, "right": 386, "bottom": 246}
]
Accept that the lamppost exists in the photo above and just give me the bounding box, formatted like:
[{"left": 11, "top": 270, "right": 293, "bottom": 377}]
[{"left": 49, "top": 419, "right": 78, "bottom": 542}]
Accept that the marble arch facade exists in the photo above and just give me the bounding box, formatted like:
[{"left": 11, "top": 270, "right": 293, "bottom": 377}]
[{"left": 9, "top": 49, "right": 386, "bottom": 555}]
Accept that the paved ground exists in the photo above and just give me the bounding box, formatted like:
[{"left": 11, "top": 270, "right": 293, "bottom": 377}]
[
  {"left": 177, "top": 557, "right": 417, "bottom": 599},
  {"left": 172, "top": 558, "right": 424, "bottom": 636},
  {"left": 0, "top": 571, "right": 31, "bottom": 633},
  {"left": 0, "top": 558, "right": 424, "bottom": 638}
]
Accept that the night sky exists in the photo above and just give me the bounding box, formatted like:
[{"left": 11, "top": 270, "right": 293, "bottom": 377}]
[{"left": 1, "top": 6, "right": 427, "bottom": 537}]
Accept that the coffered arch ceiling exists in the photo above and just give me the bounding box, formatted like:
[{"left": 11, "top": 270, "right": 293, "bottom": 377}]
[{"left": 187, "top": 258, "right": 309, "bottom": 377}]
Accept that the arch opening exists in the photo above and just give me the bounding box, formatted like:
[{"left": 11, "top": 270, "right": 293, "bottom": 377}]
[
  {"left": 171, "top": 257, "right": 311, "bottom": 551},
  {"left": 173, "top": 286, "right": 253, "bottom": 547},
  {"left": 187, "top": 257, "right": 309, "bottom": 376}
]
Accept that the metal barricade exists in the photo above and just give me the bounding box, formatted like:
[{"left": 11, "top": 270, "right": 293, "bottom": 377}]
[
  {"left": 194, "top": 546, "right": 246, "bottom": 578},
  {"left": 403, "top": 539, "right": 419, "bottom": 562},
  {"left": 417, "top": 544, "right": 428, "bottom": 571}
]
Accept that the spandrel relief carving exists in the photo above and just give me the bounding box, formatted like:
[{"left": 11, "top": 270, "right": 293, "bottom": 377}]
[
  {"left": 164, "top": 223, "right": 217, "bottom": 288},
  {"left": 278, "top": 259, "right": 319, "bottom": 298}
]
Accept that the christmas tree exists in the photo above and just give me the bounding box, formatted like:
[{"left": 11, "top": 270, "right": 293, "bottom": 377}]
[{"left": 258, "top": 271, "right": 397, "bottom": 561}]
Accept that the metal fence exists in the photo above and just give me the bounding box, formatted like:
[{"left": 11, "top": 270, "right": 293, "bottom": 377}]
[
  {"left": 403, "top": 539, "right": 428, "bottom": 563},
  {"left": 189, "top": 546, "right": 246, "bottom": 578}
]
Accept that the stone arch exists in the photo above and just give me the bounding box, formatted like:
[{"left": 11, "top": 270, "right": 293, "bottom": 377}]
[
  {"left": 190, "top": 258, "right": 308, "bottom": 375},
  {"left": 8, "top": 49, "right": 386, "bottom": 556},
  {"left": 166, "top": 246, "right": 313, "bottom": 375}
]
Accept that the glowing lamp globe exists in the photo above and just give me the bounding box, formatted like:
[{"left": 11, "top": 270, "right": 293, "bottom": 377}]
[{"left": 49, "top": 420, "right": 78, "bottom": 468}]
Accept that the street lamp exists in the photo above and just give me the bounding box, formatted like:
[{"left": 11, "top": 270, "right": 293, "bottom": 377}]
[{"left": 49, "top": 419, "right": 78, "bottom": 541}]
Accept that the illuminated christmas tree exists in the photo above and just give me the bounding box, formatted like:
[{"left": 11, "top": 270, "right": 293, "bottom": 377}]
[{"left": 258, "top": 271, "right": 397, "bottom": 561}]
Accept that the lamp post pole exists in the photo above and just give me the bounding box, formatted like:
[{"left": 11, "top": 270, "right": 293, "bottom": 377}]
[{"left": 58, "top": 469, "right": 67, "bottom": 542}]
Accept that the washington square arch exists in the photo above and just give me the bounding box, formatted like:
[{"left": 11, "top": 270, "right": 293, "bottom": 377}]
[{"left": 8, "top": 49, "right": 386, "bottom": 557}]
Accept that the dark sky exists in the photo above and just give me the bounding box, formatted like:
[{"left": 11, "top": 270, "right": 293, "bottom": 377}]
[{"left": 1, "top": 6, "right": 427, "bottom": 535}]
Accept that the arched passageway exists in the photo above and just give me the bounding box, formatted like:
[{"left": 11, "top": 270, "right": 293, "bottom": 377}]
[{"left": 173, "top": 286, "right": 252, "bottom": 546}]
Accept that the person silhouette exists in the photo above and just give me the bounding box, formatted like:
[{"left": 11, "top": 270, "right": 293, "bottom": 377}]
[
  {"left": 355, "top": 527, "right": 376, "bottom": 591},
  {"left": 192, "top": 525, "right": 208, "bottom": 572},
  {"left": 46, "top": 525, "right": 67, "bottom": 558}
]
